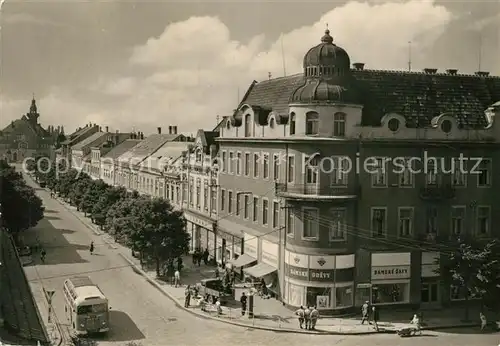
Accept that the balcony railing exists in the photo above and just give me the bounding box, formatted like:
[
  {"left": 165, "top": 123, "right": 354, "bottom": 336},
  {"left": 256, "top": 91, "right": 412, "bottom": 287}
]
[
  {"left": 419, "top": 185, "right": 455, "bottom": 201},
  {"left": 275, "top": 183, "right": 360, "bottom": 200}
]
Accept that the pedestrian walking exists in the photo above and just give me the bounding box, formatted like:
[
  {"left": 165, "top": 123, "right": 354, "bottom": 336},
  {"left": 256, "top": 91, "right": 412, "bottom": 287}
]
[
  {"left": 310, "top": 306, "right": 319, "bottom": 330},
  {"left": 361, "top": 301, "right": 370, "bottom": 324},
  {"left": 174, "top": 269, "right": 180, "bottom": 287},
  {"left": 177, "top": 257, "right": 183, "bottom": 272},
  {"left": 184, "top": 285, "right": 191, "bottom": 308},
  {"left": 203, "top": 249, "right": 209, "bottom": 265},
  {"left": 240, "top": 292, "right": 247, "bottom": 316},
  {"left": 215, "top": 298, "right": 222, "bottom": 316},
  {"left": 480, "top": 312, "right": 487, "bottom": 331},
  {"left": 40, "top": 248, "right": 46, "bottom": 263},
  {"left": 89, "top": 241, "right": 94, "bottom": 255},
  {"left": 410, "top": 313, "right": 422, "bottom": 335},
  {"left": 304, "top": 306, "right": 311, "bottom": 330},
  {"left": 372, "top": 306, "right": 379, "bottom": 332},
  {"left": 295, "top": 306, "right": 305, "bottom": 329},
  {"left": 192, "top": 251, "right": 198, "bottom": 265}
]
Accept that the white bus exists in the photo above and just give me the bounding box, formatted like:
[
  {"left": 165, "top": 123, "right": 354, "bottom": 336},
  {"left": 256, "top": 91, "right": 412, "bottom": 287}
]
[{"left": 63, "top": 276, "right": 110, "bottom": 335}]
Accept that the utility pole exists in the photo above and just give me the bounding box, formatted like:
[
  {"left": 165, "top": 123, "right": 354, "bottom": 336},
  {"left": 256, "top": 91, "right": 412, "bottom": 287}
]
[{"left": 277, "top": 184, "right": 292, "bottom": 304}]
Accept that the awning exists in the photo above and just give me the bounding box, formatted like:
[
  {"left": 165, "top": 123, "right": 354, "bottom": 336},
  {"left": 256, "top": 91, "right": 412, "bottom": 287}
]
[
  {"left": 243, "top": 262, "right": 277, "bottom": 278},
  {"left": 229, "top": 253, "right": 256, "bottom": 268}
]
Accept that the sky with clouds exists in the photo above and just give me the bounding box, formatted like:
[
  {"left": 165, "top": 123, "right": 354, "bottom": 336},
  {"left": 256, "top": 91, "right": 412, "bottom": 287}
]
[{"left": 1, "top": 0, "right": 499, "bottom": 135}]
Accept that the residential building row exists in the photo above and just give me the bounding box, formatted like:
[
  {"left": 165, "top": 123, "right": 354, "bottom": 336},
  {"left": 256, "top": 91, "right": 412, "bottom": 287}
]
[{"left": 62, "top": 28, "right": 500, "bottom": 314}]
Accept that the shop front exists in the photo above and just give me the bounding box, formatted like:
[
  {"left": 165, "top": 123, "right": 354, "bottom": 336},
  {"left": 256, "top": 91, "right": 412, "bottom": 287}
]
[
  {"left": 283, "top": 249, "right": 355, "bottom": 312},
  {"left": 370, "top": 252, "right": 411, "bottom": 305},
  {"left": 243, "top": 232, "right": 258, "bottom": 258},
  {"left": 243, "top": 239, "right": 279, "bottom": 295},
  {"left": 216, "top": 230, "right": 236, "bottom": 265},
  {"left": 184, "top": 211, "right": 213, "bottom": 252},
  {"left": 421, "top": 252, "right": 440, "bottom": 307}
]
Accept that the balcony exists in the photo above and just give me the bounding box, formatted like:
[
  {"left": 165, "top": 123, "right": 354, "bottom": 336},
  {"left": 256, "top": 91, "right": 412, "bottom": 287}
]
[
  {"left": 275, "top": 183, "right": 360, "bottom": 201},
  {"left": 419, "top": 185, "right": 455, "bottom": 201}
]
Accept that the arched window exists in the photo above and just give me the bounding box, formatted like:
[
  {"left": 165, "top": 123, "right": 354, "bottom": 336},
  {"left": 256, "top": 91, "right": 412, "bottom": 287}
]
[
  {"left": 306, "top": 112, "right": 319, "bottom": 135},
  {"left": 289, "top": 113, "right": 296, "bottom": 135},
  {"left": 195, "top": 148, "right": 202, "bottom": 162},
  {"left": 245, "top": 114, "right": 251, "bottom": 137},
  {"left": 269, "top": 118, "right": 275, "bottom": 128},
  {"left": 333, "top": 112, "right": 346, "bottom": 137}
]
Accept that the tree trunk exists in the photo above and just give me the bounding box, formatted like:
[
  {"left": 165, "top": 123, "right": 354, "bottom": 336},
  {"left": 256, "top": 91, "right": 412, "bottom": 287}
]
[
  {"left": 464, "top": 295, "right": 470, "bottom": 321},
  {"left": 155, "top": 257, "right": 160, "bottom": 277}
]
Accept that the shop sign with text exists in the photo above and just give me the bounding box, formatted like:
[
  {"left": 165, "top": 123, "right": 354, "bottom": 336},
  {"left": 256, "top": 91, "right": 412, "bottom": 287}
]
[
  {"left": 286, "top": 265, "right": 336, "bottom": 282},
  {"left": 286, "top": 264, "right": 309, "bottom": 280},
  {"left": 372, "top": 266, "right": 410, "bottom": 280},
  {"left": 309, "top": 269, "right": 335, "bottom": 282}
]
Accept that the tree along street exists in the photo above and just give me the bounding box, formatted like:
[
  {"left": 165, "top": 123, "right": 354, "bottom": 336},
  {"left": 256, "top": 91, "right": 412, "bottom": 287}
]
[
  {"left": 19, "top": 172, "right": 498, "bottom": 346},
  {"left": 32, "top": 164, "right": 190, "bottom": 276}
]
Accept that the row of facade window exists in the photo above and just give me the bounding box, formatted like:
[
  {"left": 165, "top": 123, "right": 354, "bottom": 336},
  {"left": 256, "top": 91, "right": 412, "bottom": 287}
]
[
  {"left": 241, "top": 112, "right": 346, "bottom": 137},
  {"left": 369, "top": 206, "right": 491, "bottom": 238},
  {"left": 220, "top": 190, "right": 282, "bottom": 228},
  {"left": 187, "top": 177, "right": 217, "bottom": 213},
  {"left": 220, "top": 152, "right": 492, "bottom": 188},
  {"left": 282, "top": 205, "right": 491, "bottom": 241}
]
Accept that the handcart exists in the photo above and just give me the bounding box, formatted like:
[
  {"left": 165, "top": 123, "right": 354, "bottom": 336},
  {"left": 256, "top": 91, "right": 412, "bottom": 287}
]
[{"left": 397, "top": 326, "right": 419, "bottom": 337}]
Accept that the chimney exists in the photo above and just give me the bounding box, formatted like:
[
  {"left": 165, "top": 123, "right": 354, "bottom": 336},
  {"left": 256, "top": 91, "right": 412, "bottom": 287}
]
[
  {"left": 446, "top": 69, "right": 458, "bottom": 75},
  {"left": 140, "top": 132, "right": 144, "bottom": 140},
  {"left": 353, "top": 62, "right": 365, "bottom": 71},
  {"left": 423, "top": 68, "right": 438, "bottom": 74},
  {"left": 105, "top": 126, "right": 109, "bottom": 133},
  {"left": 157, "top": 127, "right": 162, "bottom": 134},
  {"left": 173, "top": 126, "right": 178, "bottom": 135},
  {"left": 168, "top": 126, "right": 173, "bottom": 134},
  {"left": 99, "top": 126, "right": 102, "bottom": 132},
  {"left": 475, "top": 71, "right": 490, "bottom": 77}
]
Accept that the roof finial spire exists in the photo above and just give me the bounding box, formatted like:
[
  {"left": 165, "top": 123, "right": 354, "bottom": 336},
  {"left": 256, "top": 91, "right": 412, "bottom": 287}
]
[{"left": 321, "top": 24, "right": 333, "bottom": 44}]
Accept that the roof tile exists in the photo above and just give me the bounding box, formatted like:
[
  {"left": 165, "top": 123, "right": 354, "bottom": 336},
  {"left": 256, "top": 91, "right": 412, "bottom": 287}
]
[{"left": 241, "top": 70, "right": 500, "bottom": 128}]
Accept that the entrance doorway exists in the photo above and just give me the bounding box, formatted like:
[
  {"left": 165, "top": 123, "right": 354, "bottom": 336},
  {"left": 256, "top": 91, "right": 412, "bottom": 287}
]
[{"left": 421, "top": 282, "right": 440, "bottom": 306}]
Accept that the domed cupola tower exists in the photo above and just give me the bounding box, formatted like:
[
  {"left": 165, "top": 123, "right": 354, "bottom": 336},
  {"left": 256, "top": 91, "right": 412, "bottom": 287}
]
[{"left": 291, "top": 27, "right": 358, "bottom": 104}]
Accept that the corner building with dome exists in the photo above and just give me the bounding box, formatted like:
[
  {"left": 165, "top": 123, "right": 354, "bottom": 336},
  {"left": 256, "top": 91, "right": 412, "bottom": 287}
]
[{"left": 215, "top": 28, "right": 500, "bottom": 314}]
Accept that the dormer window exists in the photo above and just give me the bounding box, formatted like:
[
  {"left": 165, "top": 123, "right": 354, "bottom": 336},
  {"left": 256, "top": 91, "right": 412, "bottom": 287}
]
[
  {"left": 333, "top": 112, "right": 346, "bottom": 137},
  {"left": 289, "top": 113, "right": 296, "bottom": 135},
  {"left": 245, "top": 114, "right": 251, "bottom": 137},
  {"left": 195, "top": 148, "right": 202, "bottom": 162},
  {"left": 226, "top": 121, "right": 231, "bottom": 130},
  {"left": 306, "top": 112, "right": 319, "bottom": 135}
]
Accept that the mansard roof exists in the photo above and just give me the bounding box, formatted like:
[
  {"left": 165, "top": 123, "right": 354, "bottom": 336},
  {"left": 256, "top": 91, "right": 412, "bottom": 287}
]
[{"left": 240, "top": 69, "right": 500, "bottom": 129}]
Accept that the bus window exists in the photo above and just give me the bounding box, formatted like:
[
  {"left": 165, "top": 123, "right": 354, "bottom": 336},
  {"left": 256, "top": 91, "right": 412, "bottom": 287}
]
[
  {"left": 77, "top": 306, "right": 92, "bottom": 314},
  {"left": 92, "top": 304, "right": 107, "bottom": 313},
  {"left": 77, "top": 304, "right": 107, "bottom": 314}
]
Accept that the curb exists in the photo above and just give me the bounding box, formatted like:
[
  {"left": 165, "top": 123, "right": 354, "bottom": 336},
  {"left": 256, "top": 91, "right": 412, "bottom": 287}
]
[
  {"left": 117, "top": 253, "right": 395, "bottom": 336},
  {"left": 48, "top": 188, "right": 483, "bottom": 336}
]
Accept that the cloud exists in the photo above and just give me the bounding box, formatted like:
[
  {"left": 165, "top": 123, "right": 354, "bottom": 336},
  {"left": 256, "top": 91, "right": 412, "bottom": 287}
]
[{"left": 1, "top": 0, "right": 453, "bottom": 135}]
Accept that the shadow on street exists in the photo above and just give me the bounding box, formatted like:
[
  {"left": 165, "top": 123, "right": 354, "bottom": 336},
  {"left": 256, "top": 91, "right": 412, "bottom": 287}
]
[
  {"left": 91, "top": 310, "right": 146, "bottom": 342},
  {"left": 23, "top": 219, "right": 89, "bottom": 265}
]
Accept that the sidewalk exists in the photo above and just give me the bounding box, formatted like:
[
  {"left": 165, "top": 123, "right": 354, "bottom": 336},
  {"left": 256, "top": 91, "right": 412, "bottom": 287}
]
[
  {"left": 29, "top": 281, "right": 62, "bottom": 346},
  {"left": 56, "top": 195, "right": 484, "bottom": 335}
]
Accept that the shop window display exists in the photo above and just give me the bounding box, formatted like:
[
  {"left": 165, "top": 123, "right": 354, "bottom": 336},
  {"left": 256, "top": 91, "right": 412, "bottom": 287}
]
[
  {"left": 306, "top": 287, "right": 331, "bottom": 308},
  {"left": 372, "top": 283, "right": 409, "bottom": 304},
  {"left": 335, "top": 285, "right": 353, "bottom": 308}
]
